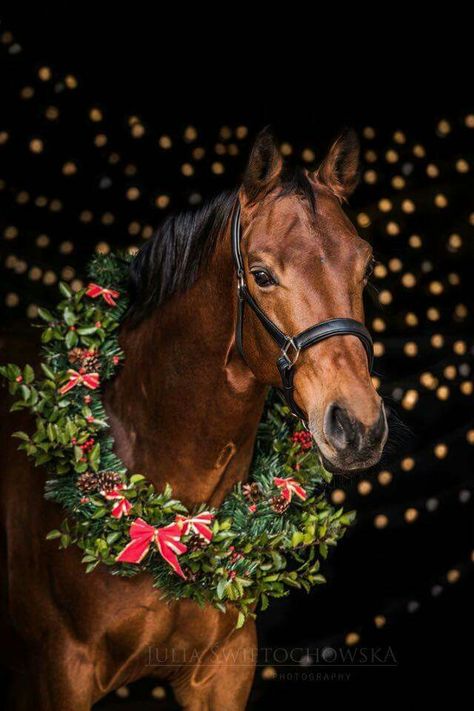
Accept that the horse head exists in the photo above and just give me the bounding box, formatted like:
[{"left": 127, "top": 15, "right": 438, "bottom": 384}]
[{"left": 235, "top": 129, "right": 388, "bottom": 473}]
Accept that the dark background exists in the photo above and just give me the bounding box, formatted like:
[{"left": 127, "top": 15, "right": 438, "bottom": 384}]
[{"left": 0, "top": 11, "right": 473, "bottom": 708}]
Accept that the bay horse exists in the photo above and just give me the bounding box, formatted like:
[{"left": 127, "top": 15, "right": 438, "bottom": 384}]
[{"left": 0, "top": 128, "right": 388, "bottom": 710}]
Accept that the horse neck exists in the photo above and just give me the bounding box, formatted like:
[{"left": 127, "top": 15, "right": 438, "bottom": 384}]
[{"left": 104, "top": 226, "right": 267, "bottom": 508}]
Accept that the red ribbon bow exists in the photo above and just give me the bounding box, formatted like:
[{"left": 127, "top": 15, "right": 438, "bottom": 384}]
[
  {"left": 116, "top": 518, "right": 187, "bottom": 578},
  {"left": 175, "top": 512, "right": 214, "bottom": 543},
  {"left": 103, "top": 485, "right": 132, "bottom": 519},
  {"left": 86, "top": 282, "right": 120, "bottom": 306},
  {"left": 273, "top": 476, "right": 307, "bottom": 502},
  {"left": 59, "top": 369, "right": 100, "bottom": 395}
]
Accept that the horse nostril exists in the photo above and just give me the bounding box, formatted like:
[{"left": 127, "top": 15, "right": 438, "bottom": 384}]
[{"left": 324, "top": 402, "right": 358, "bottom": 450}]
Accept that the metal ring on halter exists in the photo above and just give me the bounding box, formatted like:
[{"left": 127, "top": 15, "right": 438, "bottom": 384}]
[
  {"left": 237, "top": 269, "right": 245, "bottom": 292},
  {"left": 281, "top": 338, "right": 301, "bottom": 366}
]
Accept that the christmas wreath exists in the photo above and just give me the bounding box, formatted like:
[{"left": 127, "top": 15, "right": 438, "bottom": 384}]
[{"left": 0, "top": 253, "right": 354, "bottom": 627}]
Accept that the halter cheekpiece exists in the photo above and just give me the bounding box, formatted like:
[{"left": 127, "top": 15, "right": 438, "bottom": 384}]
[{"left": 231, "top": 201, "right": 374, "bottom": 420}]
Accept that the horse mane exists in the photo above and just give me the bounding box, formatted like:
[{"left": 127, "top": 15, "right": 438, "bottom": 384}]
[{"left": 127, "top": 166, "right": 315, "bottom": 324}]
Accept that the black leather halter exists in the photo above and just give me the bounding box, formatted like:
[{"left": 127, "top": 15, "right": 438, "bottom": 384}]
[{"left": 231, "top": 202, "right": 374, "bottom": 420}]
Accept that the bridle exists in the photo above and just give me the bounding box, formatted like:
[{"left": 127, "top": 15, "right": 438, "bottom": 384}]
[{"left": 231, "top": 201, "right": 374, "bottom": 421}]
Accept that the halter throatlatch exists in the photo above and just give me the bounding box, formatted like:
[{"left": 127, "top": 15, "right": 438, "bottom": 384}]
[{"left": 231, "top": 201, "right": 374, "bottom": 420}]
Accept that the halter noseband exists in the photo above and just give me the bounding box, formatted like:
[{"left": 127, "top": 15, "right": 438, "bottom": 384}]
[{"left": 231, "top": 202, "right": 374, "bottom": 420}]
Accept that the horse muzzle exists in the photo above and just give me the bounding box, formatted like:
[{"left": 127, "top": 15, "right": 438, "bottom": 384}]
[{"left": 313, "top": 400, "right": 388, "bottom": 473}]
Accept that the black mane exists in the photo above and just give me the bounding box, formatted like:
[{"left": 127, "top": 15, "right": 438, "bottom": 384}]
[
  {"left": 128, "top": 166, "right": 315, "bottom": 324},
  {"left": 128, "top": 189, "right": 238, "bottom": 324}
]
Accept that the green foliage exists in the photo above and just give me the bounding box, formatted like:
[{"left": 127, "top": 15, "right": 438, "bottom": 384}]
[{"left": 0, "top": 252, "right": 355, "bottom": 623}]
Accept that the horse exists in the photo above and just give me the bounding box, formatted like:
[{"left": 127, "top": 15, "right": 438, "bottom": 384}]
[{"left": 0, "top": 128, "right": 388, "bottom": 710}]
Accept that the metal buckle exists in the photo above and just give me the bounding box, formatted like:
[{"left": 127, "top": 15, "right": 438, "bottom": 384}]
[
  {"left": 237, "top": 269, "right": 245, "bottom": 292},
  {"left": 281, "top": 337, "right": 301, "bottom": 366}
]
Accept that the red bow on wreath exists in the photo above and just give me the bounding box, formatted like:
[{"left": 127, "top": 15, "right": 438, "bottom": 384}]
[
  {"left": 59, "top": 369, "right": 100, "bottom": 395},
  {"left": 116, "top": 518, "right": 187, "bottom": 578},
  {"left": 273, "top": 476, "right": 307, "bottom": 502},
  {"left": 103, "top": 485, "right": 132, "bottom": 519},
  {"left": 175, "top": 512, "right": 214, "bottom": 543},
  {"left": 86, "top": 282, "right": 120, "bottom": 307}
]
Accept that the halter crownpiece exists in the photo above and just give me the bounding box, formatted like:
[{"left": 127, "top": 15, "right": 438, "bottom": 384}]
[{"left": 231, "top": 201, "right": 374, "bottom": 420}]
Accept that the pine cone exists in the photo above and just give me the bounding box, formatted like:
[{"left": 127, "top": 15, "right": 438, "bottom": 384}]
[
  {"left": 242, "top": 482, "right": 262, "bottom": 503},
  {"left": 270, "top": 494, "right": 290, "bottom": 514},
  {"left": 76, "top": 471, "right": 99, "bottom": 493},
  {"left": 82, "top": 350, "right": 101, "bottom": 373},
  {"left": 95, "top": 470, "right": 122, "bottom": 493},
  {"left": 186, "top": 533, "right": 208, "bottom": 551},
  {"left": 68, "top": 347, "right": 85, "bottom": 365}
]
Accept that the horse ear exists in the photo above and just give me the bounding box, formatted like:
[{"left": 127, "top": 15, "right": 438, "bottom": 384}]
[
  {"left": 242, "top": 128, "right": 283, "bottom": 203},
  {"left": 312, "top": 128, "right": 360, "bottom": 201}
]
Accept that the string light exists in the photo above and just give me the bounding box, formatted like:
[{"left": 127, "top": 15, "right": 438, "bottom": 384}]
[
  {"left": 378, "top": 471, "right": 393, "bottom": 486},
  {"left": 401, "top": 457, "right": 415, "bottom": 472},
  {"left": 155, "top": 194, "right": 170, "bottom": 209},
  {"left": 181, "top": 163, "right": 194, "bottom": 176},
  {"left": 420, "top": 373, "right": 438, "bottom": 390},
  {"left": 437, "top": 119, "right": 451, "bottom": 136},
  {"left": 391, "top": 175, "right": 405, "bottom": 189},
  {"left": 89, "top": 107, "right": 103, "bottom": 122},
  {"left": 211, "top": 161, "right": 224, "bottom": 174},
  {"left": 331, "top": 489, "right": 346, "bottom": 504},
  {"left": 158, "top": 135, "right": 172, "bottom": 149},
  {"left": 364, "top": 170, "right": 377, "bottom": 184},
  {"left": 456, "top": 158, "right": 469, "bottom": 173},
  {"left": 29, "top": 138, "right": 44, "bottom": 153},
  {"left": 409, "top": 234, "right": 422, "bottom": 248}
]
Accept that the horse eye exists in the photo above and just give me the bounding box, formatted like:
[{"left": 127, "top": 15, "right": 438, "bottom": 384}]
[{"left": 251, "top": 269, "right": 275, "bottom": 288}]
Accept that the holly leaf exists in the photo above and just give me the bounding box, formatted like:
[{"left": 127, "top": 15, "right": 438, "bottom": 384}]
[
  {"left": 41, "top": 328, "right": 54, "bottom": 344},
  {"left": 40, "top": 363, "right": 56, "bottom": 380},
  {"left": 77, "top": 326, "right": 98, "bottom": 335},
  {"left": 45, "top": 529, "right": 62, "bottom": 540},
  {"left": 65, "top": 330, "right": 78, "bottom": 349},
  {"left": 58, "top": 282, "right": 72, "bottom": 299},
  {"left": 23, "top": 364, "right": 35, "bottom": 384},
  {"left": 235, "top": 611, "right": 246, "bottom": 629},
  {"left": 38, "top": 307, "right": 54, "bottom": 322},
  {"left": 12, "top": 431, "right": 30, "bottom": 441},
  {"left": 319, "top": 542, "right": 328, "bottom": 559},
  {"left": 63, "top": 308, "right": 76, "bottom": 326},
  {"left": 216, "top": 578, "right": 228, "bottom": 600},
  {"left": 89, "top": 442, "right": 101, "bottom": 471}
]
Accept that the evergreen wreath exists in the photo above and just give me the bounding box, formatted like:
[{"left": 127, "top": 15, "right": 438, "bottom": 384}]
[{"left": 0, "top": 253, "right": 354, "bottom": 627}]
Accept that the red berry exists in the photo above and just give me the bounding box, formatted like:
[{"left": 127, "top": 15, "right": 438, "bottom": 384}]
[
  {"left": 15, "top": 375, "right": 23, "bottom": 383},
  {"left": 95, "top": 321, "right": 101, "bottom": 328}
]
